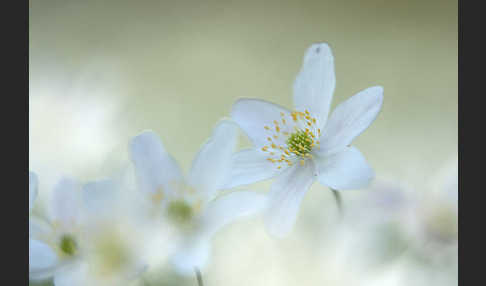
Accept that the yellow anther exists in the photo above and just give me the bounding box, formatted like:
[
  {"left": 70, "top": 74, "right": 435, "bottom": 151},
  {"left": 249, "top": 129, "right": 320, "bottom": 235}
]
[
  {"left": 273, "top": 120, "right": 279, "bottom": 126},
  {"left": 264, "top": 126, "right": 270, "bottom": 130},
  {"left": 305, "top": 110, "right": 310, "bottom": 115},
  {"left": 312, "top": 118, "right": 316, "bottom": 124},
  {"left": 267, "top": 137, "right": 272, "bottom": 141},
  {"left": 300, "top": 160, "right": 305, "bottom": 166},
  {"left": 282, "top": 119, "right": 286, "bottom": 124},
  {"left": 280, "top": 112, "right": 285, "bottom": 117},
  {"left": 277, "top": 166, "right": 282, "bottom": 169},
  {"left": 262, "top": 146, "right": 268, "bottom": 151},
  {"left": 271, "top": 143, "right": 277, "bottom": 149},
  {"left": 275, "top": 126, "right": 280, "bottom": 133},
  {"left": 273, "top": 135, "right": 279, "bottom": 139}
]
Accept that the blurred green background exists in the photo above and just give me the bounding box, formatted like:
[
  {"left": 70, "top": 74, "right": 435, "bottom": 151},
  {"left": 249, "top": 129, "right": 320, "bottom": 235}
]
[{"left": 29, "top": 0, "right": 457, "bottom": 285}]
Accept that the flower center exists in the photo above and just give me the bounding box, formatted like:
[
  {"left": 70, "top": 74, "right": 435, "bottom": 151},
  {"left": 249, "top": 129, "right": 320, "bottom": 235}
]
[
  {"left": 260, "top": 110, "right": 320, "bottom": 169},
  {"left": 59, "top": 234, "right": 77, "bottom": 256},
  {"left": 286, "top": 130, "right": 313, "bottom": 155},
  {"left": 167, "top": 200, "right": 193, "bottom": 225},
  {"left": 93, "top": 233, "right": 132, "bottom": 277}
]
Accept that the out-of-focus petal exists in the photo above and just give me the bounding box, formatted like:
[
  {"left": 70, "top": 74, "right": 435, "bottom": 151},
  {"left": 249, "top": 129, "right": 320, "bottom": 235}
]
[
  {"left": 29, "top": 239, "right": 58, "bottom": 280},
  {"left": 293, "top": 43, "right": 336, "bottom": 129},
  {"left": 49, "top": 177, "right": 81, "bottom": 230},
  {"left": 29, "top": 216, "right": 53, "bottom": 238},
  {"left": 130, "top": 130, "right": 184, "bottom": 196},
  {"left": 82, "top": 179, "right": 118, "bottom": 217},
  {"left": 170, "top": 237, "right": 211, "bottom": 276},
  {"left": 53, "top": 262, "right": 88, "bottom": 286},
  {"left": 188, "top": 120, "right": 238, "bottom": 200}
]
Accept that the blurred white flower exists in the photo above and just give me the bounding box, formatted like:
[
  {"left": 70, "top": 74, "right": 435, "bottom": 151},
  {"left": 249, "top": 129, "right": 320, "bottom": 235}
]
[
  {"left": 29, "top": 176, "right": 82, "bottom": 281},
  {"left": 410, "top": 155, "right": 458, "bottom": 251},
  {"left": 227, "top": 43, "right": 383, "bottom": 238},
  {"left": 29, "top": 175, "right": 146, "bottom": 286},
  {"left": 339, "top": 158, "right": 457, "bottom": 273},
  {"left": 130, "top": 120, "right": 267, "bottom": 275}
]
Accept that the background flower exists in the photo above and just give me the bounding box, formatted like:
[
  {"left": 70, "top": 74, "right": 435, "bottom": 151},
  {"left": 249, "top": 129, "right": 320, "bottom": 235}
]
[
  {"left": 129, "top": 120, "right": 267, "bottom": 275},
  {"left": 29, "top": 174, "right": 148, "bottom": 286}
]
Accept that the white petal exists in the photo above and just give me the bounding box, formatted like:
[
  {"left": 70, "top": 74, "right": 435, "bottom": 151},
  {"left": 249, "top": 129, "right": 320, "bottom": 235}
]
[
  {"left": 82, "top": 179, "right": 117, "bottom": 217},
  {"left": 200, "top": 191, "right": 267, "bottom": 238},
  {"left": 231, "top": 98, "right": 292, "bottom": 147},
  {"left": 29, "top": 216, "right": 53, "bottom": 238},
  {"left": 264, "top": 162, "right": 316, "bottom": 238},
  {"left": 49, "top": 177, "right": 81, "bottom": 229},
  {"left": 316, "top": 146, "right": 374, "bottom": 190},
  {"left": 53, "top": 262, "right": 88, "bottom": 286},
  {"left": 29, "top": 239, "right": 58, "bottom": 280},
  {"left": 188, "top": 120, "right": 238, "bottom": 200},
  {"left": 222, "top": 148, "right": 283, "bottom": 189},
  {"left": 130, "top": 130, "right": 184, "bottom": 196},
  {"left": 29, "top": 171, "right": 38, "bottom": 212},
  {"left": 318, "top": 86, "right": 383, "bottom": 155},
  {"left": 293, "top": 43, "right": 336, "bottom": 128},
  {"left": 170, "top": 237, "right": 211, "bottom": 276}
]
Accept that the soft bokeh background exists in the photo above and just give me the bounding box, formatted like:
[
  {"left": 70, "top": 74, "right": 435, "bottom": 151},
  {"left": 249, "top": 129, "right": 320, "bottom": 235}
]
[{"left": 29, "top": 0, "right": 457, "bottom": 285}]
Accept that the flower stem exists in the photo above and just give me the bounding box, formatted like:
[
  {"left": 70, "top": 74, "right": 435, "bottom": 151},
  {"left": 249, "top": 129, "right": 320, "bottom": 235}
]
[
  {"left": 194, "top": 267, "right": 204, "bottom": 286},
  {"left": 331, "top": 188, "right": 343, "bottom": 217}
]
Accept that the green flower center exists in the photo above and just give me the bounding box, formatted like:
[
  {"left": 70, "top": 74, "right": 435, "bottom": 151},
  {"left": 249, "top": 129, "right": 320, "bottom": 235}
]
[
  {"left": 167, "top": 200, "right": 193, "bottom": 224},
  {"left": 260, "top": 110, "right": 320, "bottom": 169},
  {"left": 59, "top": 234, "right": 77, "bottom": 256},
  {"left": 286, "top": 130, "right": 313, "bottom": 155}
]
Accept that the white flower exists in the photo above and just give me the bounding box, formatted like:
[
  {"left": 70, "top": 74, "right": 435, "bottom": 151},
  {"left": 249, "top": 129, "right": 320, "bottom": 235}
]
[
  {"left": 29, "top": 176, "right": 82, "bottom": 281},
  {"left": 130, "top": 120, "right": 267, "bottom": 275},
  {"left": 29, "top": 175, "right": 145, "bottom": 286},
  {"left": 226, "top": 43, "right": 384, "bottom": 238}
]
